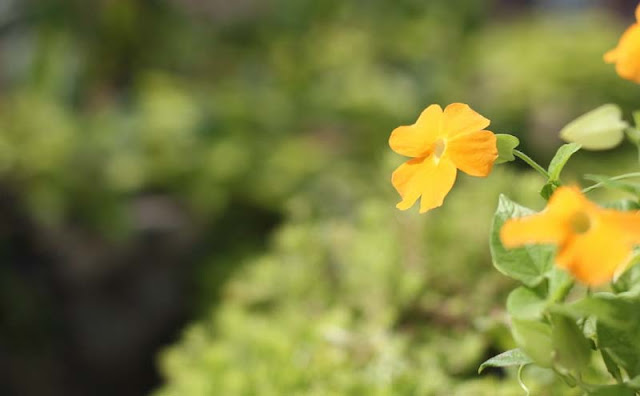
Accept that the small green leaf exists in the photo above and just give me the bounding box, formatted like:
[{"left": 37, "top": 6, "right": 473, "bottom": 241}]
[
  {"left": 511, "top": 319, "right": 553, "bottom": 368},
  {"left": 632, "top": 110, "right": 640, "bottom": 129},
  {"left": 478, "top": 349, "right": 532, "bottom": 374},
  {"left": 596, "top": 290, "right": 640, "bottom": 378},
  {"left": 560, "top": 104, "right": 628, "bottom": 151},
  {"left": 507, "top": 287, "right": 546, "bottom": 320},
  {"left": 587, "top": 384, "right": 636, "bottom": 396},
  {"left": 490, "top": 195, "right": 555, "bottom": 286},
  {"left": 601, "top": 199, "right": 640, "bottom": 211},
  {"left": 547, "top": 267, "right": 573, "bottom": 303},
  {"left": 539, "top": 182, "right": 558, "bottom": 201},
  {"left": 601, "top": 349, "right": 623, "bottom": 383},
  {"left": 495, "top": 134, "right": 520, "bottom": 164},
  {"left": 625, "top": 127, "right": 640, "bottom": 145},
  {"left": 560, "top": 292, "right": 636, "bottom": 328},
  {"left": 612, "top": 257, "right": 640, "bottom": 293},
  {"left": 550, "top": 313, "right": 591, "bottom": 373},
  {"left": 626, "top": 375, "right": 640, "bottom": 390},
  {"left": 547, "top": 143, "right": 582, "bottom": 182},
  {"left": 584, "top": 174, "right": 640, "bottom": 196}
]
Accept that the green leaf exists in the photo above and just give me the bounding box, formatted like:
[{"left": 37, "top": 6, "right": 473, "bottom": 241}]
[
  {"left": 490, "top": 195, "right": 555, "bottom": 286},
  {"left": 511, "top": 319, "right": 553, "bottom": 368},
  {"left": 507, "top": 287, "right": 546, "bottom": 320},
  {"left": 547, "top": 267, "right": 573, "bottom": 303},
  {"left": 626, "top": 374, "right": 640, "bottom": 390},
  {"left": 560, "top": 104, "right": 628, "bottom": 151},
  {"left": 601, "top": 199, "right": 640, "bottom": 211},
  {"left": 547, "top": 143, "right": 582, "bottom": 182},
  {"left": 587, "top": 384, "right": 636, "bottom": 396},
  {"left": 495, "top": 134, "right": 520, "bottom": 164},
  {"left": 612, "top": 258, "right": 640, "bottom": 293},
  {"left": 632, "top": 110, "right": 640, "bottom": 129},
  {"left": 478, "top": 349, "right": 532, "bottom": 374},
  {"left": 595, "top": 290, "right": 640, "bottom": 377},
  {"left": 625, "top": 127, "right": 640, "bottom": 146},
  {"left": 550, "top": 313, "right": 591, "bottom": 373},
  {"left": 601, "top": 349, "right": 623, "bottom": 383},
  {"left": 560, "top": 292, "right": 636, "bottom": 328},
  {"left": 539, "top": 182, "right": 557, "bottom": 201},
  {"left": 584, "top": 174, "right": 640, "bottom": 196}
]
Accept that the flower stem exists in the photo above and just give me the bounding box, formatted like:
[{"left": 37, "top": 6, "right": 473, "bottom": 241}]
[
  {"left": 513, "top": 150, "right": 550, "bottom": 179},
  {"left": 517, "top": 364, "right": 530, "bottom": 396},
  {"left": 582, "top": 172, "right": 640, "bottom": 193}
]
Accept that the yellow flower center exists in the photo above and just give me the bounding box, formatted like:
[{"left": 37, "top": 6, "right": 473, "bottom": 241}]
[
  {"left": 433, "top": 139, "right": 446, "bottom": 162},
  {"left": 569, "top": 211, "right": 591, "bottom": 234}
]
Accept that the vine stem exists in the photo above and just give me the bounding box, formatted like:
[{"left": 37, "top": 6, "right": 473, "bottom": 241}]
[
  {"left": 517, "top": 364, "right": 530, "bottom": 396},
  {"left": 513, "top": 150, "right": 550, "bottom": 179},
  {"left": 582, "top": 172, "right": 640, "bottom": 193}
]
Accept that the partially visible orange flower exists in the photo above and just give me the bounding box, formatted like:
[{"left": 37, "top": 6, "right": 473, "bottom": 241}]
[
  {"left": 604, "top": 3, "right": 640, "bottom": 83},
  {"left": 501, "top": 187, "right": 640, "bottom": 286},
  {"left": 389, "top": 103, "right": 497, "bottom": 213}
]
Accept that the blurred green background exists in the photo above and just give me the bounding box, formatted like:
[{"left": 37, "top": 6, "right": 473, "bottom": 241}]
[{"left": 1, "top": 0, "right": 639, "bottom": 395}]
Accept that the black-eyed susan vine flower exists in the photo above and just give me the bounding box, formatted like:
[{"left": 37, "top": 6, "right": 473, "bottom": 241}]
[
  {"left": 389, "top": 103, "right": 498, "bottom": 213},
  {"left": 605, "top": 3, "right": 640, "bottom": 83},
  {"left": 500, "top": 186, "right": 640, "bottom": 286}
]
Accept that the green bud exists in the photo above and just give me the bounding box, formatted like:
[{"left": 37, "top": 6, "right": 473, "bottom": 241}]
[{"left": 560, "top": 104, "right": 628, "bottom": 151}]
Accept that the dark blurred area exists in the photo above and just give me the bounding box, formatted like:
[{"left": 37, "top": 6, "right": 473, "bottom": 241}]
[{"left": 0, "top": 0, "right": 639, "bottom": 395}]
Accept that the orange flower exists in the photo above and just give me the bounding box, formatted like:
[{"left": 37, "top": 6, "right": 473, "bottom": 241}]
[
  {"left": 604, "top": 4, "right": 640, "bottom": 83},
  {"left": 389, "top": 103, "right": 497, "bottom": 213},
  {"left": 501, "top": 187, "right": 640, "bottom": 286}
]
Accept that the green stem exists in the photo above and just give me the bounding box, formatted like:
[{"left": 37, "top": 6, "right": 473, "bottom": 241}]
[
  {"left": 513, "top": 150, "right": 550, "bottom": 179},
  {"left": 549, "top": 278, "right": 574, "bottom": 304},
  {"left": 517, "top": 364, "right": 530, "bottom": 396},
  {"left": 582, "top": 172, "right": 640, "bottom": 193}
]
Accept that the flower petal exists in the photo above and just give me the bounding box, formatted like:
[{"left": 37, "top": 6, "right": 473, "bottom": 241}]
[
  {"left": 442, "top": 103, "right": 490, "bottom": 138},
  {"left": 500, "top": 211, "right": 568, "bottom": 248},
  {"left": 446, "top": 130, "right": 497, "bottom": 177},
  {"left": 604, "top": 48, "right": 618, "bottom": 63},
  {"left": 391, "top": 156, "right": 456, "bottom": 213},
  {"left": 606, "top": 24, "right": 640, "bottom": 83},
  {"left": 392, "top": 157, "right": 426, "bottom": 210},
  {"left": 602, "top": 210, "right": 640, "bottom": 244},
  {"left": 546, "top": 187, "right": 600, "bottom": 218},
  {"left": 556, "top": 223, "right": 632, "bottom": 285},
  {"left": 389, "top": 104, "right": 443, "bottom": 157},
  {"left": 419, "top": 158, "right": 456, "bottom": 213},
  {"left": 500, "top": 187, "right": 588, "bottom": 247}
]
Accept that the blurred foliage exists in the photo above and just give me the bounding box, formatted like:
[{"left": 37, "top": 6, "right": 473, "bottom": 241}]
[
  {"left": 1, "top": 0, "right": 638, "bottom": 395},
  {"left": 0, "top": 0, "right": 635, "bottom": 232},
  {"left": 155, "top": 167, "right": 581, "bottom": 395}
]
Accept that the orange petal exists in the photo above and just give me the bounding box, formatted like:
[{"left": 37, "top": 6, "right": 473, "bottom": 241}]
[
  {"left": 636, "top": 3, "right": 640, "bottom": 22},
  {"left": 556, "top": 222, "right": 632, "bottom": 285},
  {"left": 419, "top": 158, "right": 456, "bottom": 213},
  {"left": 608, "top": 25, "right": 640, "bottom": 82},
  {"left": 500, "top": 211, "right": 568, "bottom": 248},
  {"left": 500, "top": 187, "right": 591, "bottom": 248},
  {"left": 604, "top": 48, "right": 618, "bottom": 63},
  {"left": 389, "top": 105, "right": 443, "bottom": 157},
  {"left": 446, "top": 130, "right": 497, "bottom": 177},
  {"left": 391, "top": 156, "right": 456, "bottom": 213},
  {"left": 545, "top": 186, "right": 601, "bottom": 219},
  {"left": 392, "top": 157, "right": 426, "bottom": 210},
  {"left": 442, "top": 103, "right": 490, "bottom": 138},
  {"left": 601, "top": 210, "right": 640, "bottom": 244}
]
